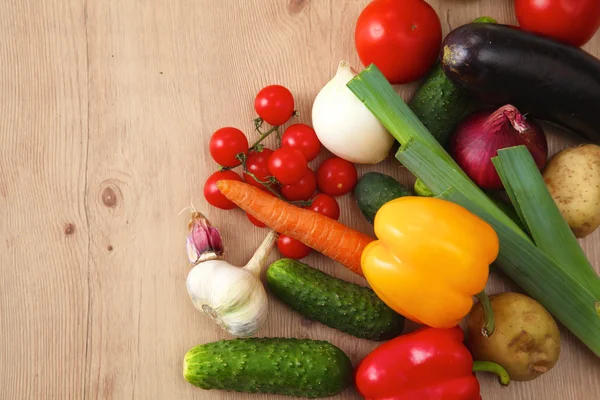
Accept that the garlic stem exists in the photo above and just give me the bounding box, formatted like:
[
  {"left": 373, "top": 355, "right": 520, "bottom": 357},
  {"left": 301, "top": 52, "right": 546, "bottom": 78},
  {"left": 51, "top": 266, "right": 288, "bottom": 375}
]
[{"left": 244, "top": 230, "right": 278, "bottom": 277}]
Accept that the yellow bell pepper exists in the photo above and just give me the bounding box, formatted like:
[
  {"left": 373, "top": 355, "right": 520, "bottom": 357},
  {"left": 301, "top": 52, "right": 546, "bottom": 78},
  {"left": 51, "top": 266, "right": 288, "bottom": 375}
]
[{"left": 361, "top": 196, "right": 499, "bottom": 329}]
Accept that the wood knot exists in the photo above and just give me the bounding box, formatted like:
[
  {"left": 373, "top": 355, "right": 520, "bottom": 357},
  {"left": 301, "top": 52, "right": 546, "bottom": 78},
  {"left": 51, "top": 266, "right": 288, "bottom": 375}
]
[
  {"left": 102, "top": 187, "right": 118, "bottom": 207},
  {"left": 107, "top": 245, "right": 114, "bottom": 252},
  {"left": 99, "top": 180, "right": 123, "bottom": 209},
  {"left": 300, "top": 317, "right": 313, "bottom": 327},
  {"left": 288, "top": 0, "right": 309, "bottom": 14},
  {"left": 64, "top": 223, "right": 76, "bottom": 235}
]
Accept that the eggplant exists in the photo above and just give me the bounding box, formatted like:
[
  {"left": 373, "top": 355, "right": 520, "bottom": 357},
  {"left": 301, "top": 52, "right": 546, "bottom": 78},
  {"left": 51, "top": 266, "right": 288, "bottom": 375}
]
[{"left": 441, "top": 23, "right": 600, "bottom": 143}]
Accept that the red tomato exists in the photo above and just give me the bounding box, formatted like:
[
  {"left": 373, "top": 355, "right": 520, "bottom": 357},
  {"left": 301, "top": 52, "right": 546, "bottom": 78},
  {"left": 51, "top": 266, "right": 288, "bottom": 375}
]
[
  {"left": 268, "top": 147, "right": 308, "bottom": 185},
  {"left": 354, "top": 0, "right": 442, "bottom": 83},
  {"left": 281, "top": 169, "right": 317, "bottom": 201},
  {"left": 246, "top": 213, "right": 266, "bottom": 228},
  {"left": 355, "top": 0, "right": 442, "bottom": 84},
  {"left": 244, "top": 148, "right": 275, "bottom": 190},
  {"left": 209, "top": 127, "right": 249, "bottom": 167},
  {"left": 308, "top": 193, "right": 340, "bottom": 220},
  {"left": 203, "top": 170, "right": 243, "bottom": 210},
  {"left": 515, "top": 0, "right": 600, "bottom": 47},
  {"left": 316, "top": 157, "right": 358, "bottom": 196},
  {"left": 281, "top": 124, "right": 321, "bottom": 161},
  {"left": 277, "top": 235, "right": 312, "bottom": 259},
  {"left": 254, "top": 85, "right": 295, "bottom": 126}
]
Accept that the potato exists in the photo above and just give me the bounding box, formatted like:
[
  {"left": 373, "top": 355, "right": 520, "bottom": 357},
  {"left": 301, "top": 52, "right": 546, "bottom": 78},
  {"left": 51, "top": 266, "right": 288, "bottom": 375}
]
[
  {"left": 467, "top": 292, "right": 560, "bottom": 381},
  {"left": 543, "top": 144, "right": 600, "bottom": 238}
]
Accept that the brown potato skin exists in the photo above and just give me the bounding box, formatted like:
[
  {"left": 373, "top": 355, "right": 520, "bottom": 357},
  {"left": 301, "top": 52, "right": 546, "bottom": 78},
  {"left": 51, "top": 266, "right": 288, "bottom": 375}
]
[
  {"left": 467, "top": 292, "right": 561, "bottom": 381},
  {"left": 543, "top": 144, "right": 600, "bottom": 238}
]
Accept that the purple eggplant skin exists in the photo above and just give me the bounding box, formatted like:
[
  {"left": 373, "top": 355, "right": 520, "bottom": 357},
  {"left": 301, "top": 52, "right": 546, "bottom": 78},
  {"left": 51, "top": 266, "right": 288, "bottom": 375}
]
[{"left": 441, "top": 23, "right": 600, "bottom": 143}]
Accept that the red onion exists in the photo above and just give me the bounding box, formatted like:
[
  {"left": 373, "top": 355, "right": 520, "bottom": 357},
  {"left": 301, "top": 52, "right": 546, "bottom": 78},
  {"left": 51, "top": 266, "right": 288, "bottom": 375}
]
[{"left": 450, "top": 105, "right": 548, "bottom": 191}]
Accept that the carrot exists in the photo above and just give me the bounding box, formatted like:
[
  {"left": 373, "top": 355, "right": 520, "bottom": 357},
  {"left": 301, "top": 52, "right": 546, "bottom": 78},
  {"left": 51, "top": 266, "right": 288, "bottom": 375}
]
[{"left": 216, "top": 180, "right": 373, "bottom": 276}]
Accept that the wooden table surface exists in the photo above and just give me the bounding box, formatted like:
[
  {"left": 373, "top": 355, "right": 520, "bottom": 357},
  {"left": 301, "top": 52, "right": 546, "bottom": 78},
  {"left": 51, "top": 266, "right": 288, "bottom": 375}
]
[{"left": 2, "top": 0, "right": 600, "bottom": 399}]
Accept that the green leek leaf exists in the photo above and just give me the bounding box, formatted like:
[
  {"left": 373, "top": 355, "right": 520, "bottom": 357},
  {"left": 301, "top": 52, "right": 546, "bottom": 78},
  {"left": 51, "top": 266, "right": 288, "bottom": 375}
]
[{"left": 493, "top": 147, "right": 599, "bottom": 287}]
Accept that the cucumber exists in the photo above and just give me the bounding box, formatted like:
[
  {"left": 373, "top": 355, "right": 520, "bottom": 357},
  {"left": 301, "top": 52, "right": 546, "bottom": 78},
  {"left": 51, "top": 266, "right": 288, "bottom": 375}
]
[
  {"left": 267, "top": 259, "right": 404, "bottom": 340},
  {"left": 414, "top": 178, "right": 434, "bottom": 197},
  {"left": 354, "top": 172, "right": 411, "bottom": 224},
  {"left": 183, "top": 337, "right": 352, "bottom": 398},
  {"left": 409, "top": 16, "right": 497, "bottom": 146},
  {"left": 409, "top": 64, "right": 471, "bottom": 146}
]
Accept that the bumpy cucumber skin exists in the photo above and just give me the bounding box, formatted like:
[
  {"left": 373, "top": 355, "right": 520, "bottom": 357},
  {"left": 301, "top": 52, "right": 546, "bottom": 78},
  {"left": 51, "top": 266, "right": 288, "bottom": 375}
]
[
  {"left": 409, "top": 17, "right": 497, "bottom": 147},
  {"left": 183, "top": 338, "right": 352, "bottom": 398},
  {"left": 267, "top": 259, "right": 405, "bottom": 341},
  {"left": 354, "top": 172, "right": 412, "bottom": 224},
  {"left": 409, "top": 63, "right": 471, "bottom": 146}
]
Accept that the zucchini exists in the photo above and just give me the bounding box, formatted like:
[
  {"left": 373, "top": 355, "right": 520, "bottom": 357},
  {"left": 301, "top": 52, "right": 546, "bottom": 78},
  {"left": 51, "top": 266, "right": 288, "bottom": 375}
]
[
  {"left": 409, "top": 16, "right": 496, "bottom": 146},
  {"left": 267, "top": 259, "right": 405, "bottom": 340},
  {"left": 183, "top": 337, "right": 352, "bottom": 398},
  {"left": 354, "top": 172, "right": 411, "bottom": 224},
  {"left": 442, "top": 23, "right": 600, "bottom": 143}
]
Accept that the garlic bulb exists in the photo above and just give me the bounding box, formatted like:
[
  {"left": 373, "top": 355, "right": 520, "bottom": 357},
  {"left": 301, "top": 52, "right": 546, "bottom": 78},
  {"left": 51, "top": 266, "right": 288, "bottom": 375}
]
[
  {"left": 185, "top": 212, "right": 277, "bottom": 337},
  {"left": 312, "top": 60, "right": 394, "bottom": 164}
]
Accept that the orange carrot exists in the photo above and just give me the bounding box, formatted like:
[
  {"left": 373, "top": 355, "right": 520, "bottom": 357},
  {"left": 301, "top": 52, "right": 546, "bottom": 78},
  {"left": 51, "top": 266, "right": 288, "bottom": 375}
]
[{"left": 216, "top": 180, "right": 373, "bottom": 276}]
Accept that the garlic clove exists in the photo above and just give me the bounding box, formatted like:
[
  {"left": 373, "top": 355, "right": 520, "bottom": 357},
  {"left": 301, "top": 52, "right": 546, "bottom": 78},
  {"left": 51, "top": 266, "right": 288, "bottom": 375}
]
[{"left": 187, "top": 212, "right": 224, "bottom": 265}]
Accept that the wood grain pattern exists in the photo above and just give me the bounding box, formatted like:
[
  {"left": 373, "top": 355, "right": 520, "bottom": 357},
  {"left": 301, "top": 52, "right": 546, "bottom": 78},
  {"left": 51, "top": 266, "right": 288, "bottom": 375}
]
[{"left": 1, "top": 0, "right": 599, "bottom": 399}]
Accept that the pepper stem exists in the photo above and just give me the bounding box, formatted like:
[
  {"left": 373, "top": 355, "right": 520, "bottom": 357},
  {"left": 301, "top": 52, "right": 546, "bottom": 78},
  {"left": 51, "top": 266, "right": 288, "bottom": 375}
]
[
  {"left": 243, "top": 230, "right": 278, "bottom": 277},
  {"left": 475, "top": 291, "right": 495, "bottom": 337},
  {"left": 472, "top": 361, "right": 510, "bottom": 386}
]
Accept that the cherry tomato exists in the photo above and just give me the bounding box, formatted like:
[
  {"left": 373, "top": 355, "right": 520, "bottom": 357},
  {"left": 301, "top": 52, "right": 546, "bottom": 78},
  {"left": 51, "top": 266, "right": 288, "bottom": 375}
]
[
  {"left": 254, "top": 85, "right": 295, "bottom": 126},
  {"left": 316, "top": 157, "right": 358, "bottom": 197},
  {"left": 515, "top": 0, "right": 600, "bottom": 47},
  {"left": 355, "top": 0, "right": 442, "bottom": 84},
  {"left": 203, "top": 170, "right": 243, "bottom": 210},
  {"left": 209, "top": 127, "right": 249, "bottom": 167},
  {"left": 268, "top": 147, "right": 308, "bottom": 185},
  {"left": 277, "top": 235, "right": 312, "bottom": 259},
  {"left": 281, "top": 169, "right": 317, "bottom": 201},
  {"left": 246, "top": 213, "right": 266, "bottom": 228},
  {"left": 244, "top": 148, "right": 275, "bottom": 190},
  {"left": 308, "top": 194, "right": 340, "bottom": 220},
  {"left": 281, "top": 124, "right": 321, "bottom": 161}
]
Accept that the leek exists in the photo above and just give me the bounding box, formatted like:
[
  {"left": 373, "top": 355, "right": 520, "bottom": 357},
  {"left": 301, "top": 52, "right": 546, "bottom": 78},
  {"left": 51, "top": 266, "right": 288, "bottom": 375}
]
[
  {"left": 492, "top": 147, "right": 599, "bottom": 286},
  {"left": 348, "top": 64, "right": 600, "bottom": 356}
]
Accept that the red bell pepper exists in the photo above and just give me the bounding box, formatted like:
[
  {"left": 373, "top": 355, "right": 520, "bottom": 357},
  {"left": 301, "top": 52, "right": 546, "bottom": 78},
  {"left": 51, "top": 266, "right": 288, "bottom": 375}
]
[{"left": 355, "top": 326, "right": 509, "bottom": 400}]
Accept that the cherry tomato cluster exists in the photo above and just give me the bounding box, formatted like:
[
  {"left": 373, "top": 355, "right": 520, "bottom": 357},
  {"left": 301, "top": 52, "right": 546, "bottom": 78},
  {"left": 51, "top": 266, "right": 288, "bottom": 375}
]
[{"left": 204, "top": 85, "right": 359, "bottom": 260}]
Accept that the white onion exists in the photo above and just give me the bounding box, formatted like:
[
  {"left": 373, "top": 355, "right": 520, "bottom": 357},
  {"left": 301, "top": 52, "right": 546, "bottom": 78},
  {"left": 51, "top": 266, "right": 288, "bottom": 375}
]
[{"left": 312, "top": 61, "right": 394, "bottom": 164}]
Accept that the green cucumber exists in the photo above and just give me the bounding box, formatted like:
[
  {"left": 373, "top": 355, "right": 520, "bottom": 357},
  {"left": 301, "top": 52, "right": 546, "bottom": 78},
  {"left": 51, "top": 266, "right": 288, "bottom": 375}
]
[
  {"left": 409, "top": 16, "right": 497, "bottom": 146},
  {"left": 414, "top": 178, "right": 434, "bottom": 197},
  {"left": 183, "top": 337, "right": 352, "bottom": 398},
  {"left": 267, "top": 259, "right": 405, "bottom": 341},
  {"left": 354, "top": 172, "right": 412, "bottom": 224}
]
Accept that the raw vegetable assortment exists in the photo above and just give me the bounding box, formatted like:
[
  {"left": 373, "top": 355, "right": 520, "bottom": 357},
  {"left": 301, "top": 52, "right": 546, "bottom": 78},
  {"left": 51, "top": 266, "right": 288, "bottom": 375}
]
[
  {"left": 442, "top": 22, "right": 600, "bottom": 143},
  {"left": 350, "top": 65, "right": 600, "bottom": 357},
  {"left": 184, "top": 1, "right": 600, "bottom": 398},
  {"left": 203, "top": 84, "right": 346, "bottom": 260}
]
